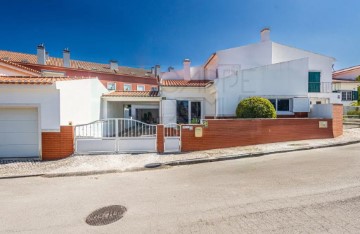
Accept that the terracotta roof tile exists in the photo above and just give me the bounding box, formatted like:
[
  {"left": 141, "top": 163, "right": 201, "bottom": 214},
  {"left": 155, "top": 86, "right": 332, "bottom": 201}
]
[
  {"left": 0, "top": 50, "right": 153, "bottom": 78},
  {"left": 0, "top": 76, "right": 95, "bottom": 85},
  {"left": 0, "top": 58, "right": 41, "bottom": 75},
  {"left": 103, "top": 91, "right": 159, "bottom": 97},
  {"left": 161, "top": 79, "right": 213, "bottom": 87}
]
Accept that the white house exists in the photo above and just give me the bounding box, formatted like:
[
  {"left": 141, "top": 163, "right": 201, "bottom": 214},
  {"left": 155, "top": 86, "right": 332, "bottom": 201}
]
[
  {"left": 0, "top": 75, "right": 107, "bottom": 158},
  {"left": 160, "top": 29, "right": 341, "bottom": 123},
  {"left": 332, "top": 65, "right": 360, "bottom": 106}
]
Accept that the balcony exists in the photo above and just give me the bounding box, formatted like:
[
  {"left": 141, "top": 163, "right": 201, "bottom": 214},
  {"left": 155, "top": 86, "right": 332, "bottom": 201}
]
[{"left": 308, "top": 82, "right": 332, "bottom": 93}]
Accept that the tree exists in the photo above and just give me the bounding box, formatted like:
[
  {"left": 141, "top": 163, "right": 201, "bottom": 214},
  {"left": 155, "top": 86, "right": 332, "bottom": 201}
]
[
  {"left": 356, "top": 75, "right": 360, "bottom": 82},
  {"left": 236, "top": 97, "right": 277, "bottom": 118}
]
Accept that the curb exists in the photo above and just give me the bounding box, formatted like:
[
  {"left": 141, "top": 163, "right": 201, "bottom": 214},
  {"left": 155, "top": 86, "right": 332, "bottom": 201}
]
[
  {"left": 1, "top": 140, "right": 360, "bottom": 179},
  {"left": 164, "top": 140, "right": 360, "bottom": 166}
]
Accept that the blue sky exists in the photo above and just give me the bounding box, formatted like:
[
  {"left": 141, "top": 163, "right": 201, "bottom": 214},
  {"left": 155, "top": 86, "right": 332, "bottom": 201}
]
[{"left": 1, "top": 0, "right": 359, "bottom": 70}]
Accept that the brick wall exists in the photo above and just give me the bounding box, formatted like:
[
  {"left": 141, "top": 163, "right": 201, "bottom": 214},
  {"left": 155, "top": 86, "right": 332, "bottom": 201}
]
[
  {"left": 42, "top": 126, "right": 74, "bottom": 160},
  {"left": 332, "top": 104, "right": 343, "bottom": 137},
  {"left": 157, "top": 125, "right": 164, "bottom": 153},
  {"left": 180, "top": 105, "right": 343, "bottom": 152}
]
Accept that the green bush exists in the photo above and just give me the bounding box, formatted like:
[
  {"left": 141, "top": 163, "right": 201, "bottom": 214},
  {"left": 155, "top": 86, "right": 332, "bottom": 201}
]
[
  {"left": 236, "top": 97, "right": 277, "bottom": 118},
  {"left": 347, "top": 110, "right": 360, "bottom": 117}
]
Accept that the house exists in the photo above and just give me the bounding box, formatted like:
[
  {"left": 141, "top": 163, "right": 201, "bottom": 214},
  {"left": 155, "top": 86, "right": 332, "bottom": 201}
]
[
  {"left": 0, "top": 75, "right": 107, "bottom": 159},
  {"left": 0, "top": 45, "right": 158, "bottom": 92},
  {"left": 160, "top": 29, "right": 341, "bottom": 124},
  {"left": 332, "top": 65, "right": 360, "bottom": 106}
]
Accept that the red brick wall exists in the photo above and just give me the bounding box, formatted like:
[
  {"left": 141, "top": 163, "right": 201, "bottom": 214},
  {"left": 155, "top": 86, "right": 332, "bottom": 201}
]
[
  {"left": 157, "top": 125, "right": 164, "bottom": 153},
  {"left": 332, "top": 104, "right": 343, "bottom": 137},
  {"left": 42, "top": 126, "right": 74, "bottom": 160},
  {"left": 181, "top": 119, "right": 336, "bottom": 152}
]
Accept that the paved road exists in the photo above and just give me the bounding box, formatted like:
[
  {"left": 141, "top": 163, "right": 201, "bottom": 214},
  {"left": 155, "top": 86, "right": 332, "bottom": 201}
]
[{"left": 1, "top": 143, "right": 360, "bottom": 233}]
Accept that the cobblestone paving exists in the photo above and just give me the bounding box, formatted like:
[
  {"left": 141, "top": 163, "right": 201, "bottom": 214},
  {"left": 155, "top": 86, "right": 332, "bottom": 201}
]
[{"left": 1, "top": 128, "right": 360, "bottom": 178}]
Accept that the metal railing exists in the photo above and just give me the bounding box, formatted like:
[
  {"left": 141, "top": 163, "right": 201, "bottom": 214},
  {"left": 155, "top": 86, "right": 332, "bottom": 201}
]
[
  {"left": 75, "top": 118, "right": 157, "bottom": 138},
  {"left": 308, "top": 82, "right": 332, "bottom": 93},
  {"left": 164, "top": 123, "right": 181, "bottom": 137}
]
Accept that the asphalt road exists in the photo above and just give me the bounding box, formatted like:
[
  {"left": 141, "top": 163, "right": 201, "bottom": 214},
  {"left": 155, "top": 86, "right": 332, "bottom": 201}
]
[{"left": 1, "top": 143, "right": 360, "bottom": 233}]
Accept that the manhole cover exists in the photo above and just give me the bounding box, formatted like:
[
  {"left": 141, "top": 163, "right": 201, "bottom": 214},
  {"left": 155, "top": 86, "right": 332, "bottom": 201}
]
[
  {"left": 86, "top": 205, "right": 127, "bottom": 226},
  {"left": 144, "top": 163, "right": 162, "bottom": 168}
]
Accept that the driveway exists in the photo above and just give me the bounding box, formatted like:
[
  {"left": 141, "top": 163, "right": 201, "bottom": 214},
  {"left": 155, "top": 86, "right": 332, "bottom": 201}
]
[{"left": 1, "top": 143, "right": 360, "bottom": 233}]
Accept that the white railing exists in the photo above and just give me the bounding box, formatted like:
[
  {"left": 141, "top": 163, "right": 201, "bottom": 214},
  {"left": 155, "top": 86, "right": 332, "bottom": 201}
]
[{"left": 75, "top": 118, "right": 157, "bottom": 139}]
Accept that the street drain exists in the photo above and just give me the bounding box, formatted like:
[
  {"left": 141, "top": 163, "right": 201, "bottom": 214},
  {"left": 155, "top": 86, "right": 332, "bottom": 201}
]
[
  {"left": 86, "top": 205, "right": 127, "bottom": 226},
  {"left": 144, "top": 163, "right": 162, "bottom": 168}
]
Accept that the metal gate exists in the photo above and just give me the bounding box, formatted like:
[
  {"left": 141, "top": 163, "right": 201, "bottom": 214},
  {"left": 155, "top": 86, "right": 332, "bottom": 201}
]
[
  {"left": 75, "top": 118, "right": 157, "bottom": 154},
  {"left": 164, "top": 123, "right": 181, "bottom": 153}
]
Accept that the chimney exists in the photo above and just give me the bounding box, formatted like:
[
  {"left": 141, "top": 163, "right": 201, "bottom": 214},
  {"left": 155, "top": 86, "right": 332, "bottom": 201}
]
[
  {"left": 154, "top": 65, "right": 161, "bottom": 78},
  {"left": 151, "top": 67, "right": 155, "bottom": 75},
  {"left": 37, "top": 44, "right": 46, "bottom": 65},
  {"left": 183, "top": 59, "right": 191, "bottom": 80},
  {"left": 110, "top": 60, "right": 118, "bottom": 70},
  {"left": 260, "top": 28, "right": 270, "bottom": 42},
  {"left": 62, "top": 48, "right": 70, "bottom": 68},
  {"left": 45, "top": 52, "right": 50, "bottom": 61},
  {"left": 168, "top": 66, "right": 174, "bottom": 72}
]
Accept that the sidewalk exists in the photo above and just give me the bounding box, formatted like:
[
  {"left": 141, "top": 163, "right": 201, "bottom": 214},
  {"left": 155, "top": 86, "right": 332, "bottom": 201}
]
[{"left": 1, "top": 128, "right": 360, "bottom": 179}]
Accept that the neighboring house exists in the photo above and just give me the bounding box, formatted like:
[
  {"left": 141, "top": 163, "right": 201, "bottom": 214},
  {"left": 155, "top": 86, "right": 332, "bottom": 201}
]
[
  {"left": 160, "top": 29, "right": 340, "bottom": 123},
  {"left": 0, "top": 45, "right": 158, "bottom": 92},
  {"left": 101, "top": 91, "right": 161, "bottom": 123},
  {"left": 0, "top": 76, "right": 107, "bottom": 159},
  {"left": 332, "top": 65, "right": 360, "bottom": 106}
]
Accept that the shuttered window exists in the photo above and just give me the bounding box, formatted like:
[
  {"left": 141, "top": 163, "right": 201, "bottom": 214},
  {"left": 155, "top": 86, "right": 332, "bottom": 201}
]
[{"left": 308, "top": 72, "right": 321, "bottom": 92}]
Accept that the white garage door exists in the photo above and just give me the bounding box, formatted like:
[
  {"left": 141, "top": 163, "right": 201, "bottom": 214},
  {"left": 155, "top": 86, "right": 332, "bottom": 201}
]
[{"left": 0, "top": 108, "right": 39, "bottom": 158}]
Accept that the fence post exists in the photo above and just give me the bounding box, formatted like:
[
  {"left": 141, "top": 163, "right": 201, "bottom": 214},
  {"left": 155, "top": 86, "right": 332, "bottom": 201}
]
[{"left": 157, "top": 124, "right": 164, "bottom": 153}]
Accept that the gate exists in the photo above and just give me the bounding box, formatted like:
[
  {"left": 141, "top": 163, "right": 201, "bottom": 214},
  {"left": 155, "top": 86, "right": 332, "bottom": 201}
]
[
  {"left": 164, "top": 123, "right": 181, "bottom": 152},
  {"left": 75, "top": 118, "right": 157, "bottom": 154}
]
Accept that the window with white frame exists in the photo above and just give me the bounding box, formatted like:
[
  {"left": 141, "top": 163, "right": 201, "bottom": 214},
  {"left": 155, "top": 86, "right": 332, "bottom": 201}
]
[
  {"left": 341, "top": 91, "right": 352, "bottom": 101},
  {"left": 107, "top": 82, "right": 116, "bottom": 91},
  {"left": 124, "top": 84, "right": 132, "bottom": 91},
  {"left": 137, "top": 85, "right": 145, "bottom": 91}
]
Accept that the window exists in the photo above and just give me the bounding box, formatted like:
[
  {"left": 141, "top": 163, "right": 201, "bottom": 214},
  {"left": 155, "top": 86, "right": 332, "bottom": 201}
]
[
  {"left": 267, "top": 98, "right": 291, "bottom": 112},
  {"left": 137, "top": 85, "right": 145, "bottom": 91},
  {"left": 151, "top": 86, "right": 158, "bottom": 91},
  {"left": 308, "top": 72, "right": 321, "bottom": 92},
  {"left": 342, "top": 91, "right": 352, "bottom": 101},
  {"left": 107, "top": 82, "right": 116, "bottom": 91},
  {"left": 176, "top": 100, "right": 202, "bottom": 124},
  {"left": 277, "top": 99, "right": 290, "bottom": 111},
  {"left": 124, "top": 84, "right": 132, "bottom": 91},
  {"left": 268, "top": 99, "right": 276, "bottom": 109}
]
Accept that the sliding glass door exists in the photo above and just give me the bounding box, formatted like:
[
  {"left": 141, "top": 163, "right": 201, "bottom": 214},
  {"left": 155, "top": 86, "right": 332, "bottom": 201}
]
[{"left": 176, "top": 100, "right": 202, "bottom": 124}]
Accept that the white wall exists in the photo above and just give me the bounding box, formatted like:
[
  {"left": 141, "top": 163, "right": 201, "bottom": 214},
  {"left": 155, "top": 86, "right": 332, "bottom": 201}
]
[
  {"left": 161, "top": 86, "right": 216, "bottom": 119},
  {"left": 272, "top": 42, "right": 334, "bottom": 83},
  {"left": 216, "top": 41, "right": 272, "bottom": 71},
  {"left": 161, "top": 66, "right": 205, "bottom": 80},
  {"left": 309, "top": 104, "right": 333, "bottom": 118},
  {"left": 56, "top": 78, "right": 108, "bottom": 125},
  {"left": 215, "top": 58, "right": 309, "bottom": 116},
  {"left": 0, "top": 85, "right": 60, "bottom": 131}
]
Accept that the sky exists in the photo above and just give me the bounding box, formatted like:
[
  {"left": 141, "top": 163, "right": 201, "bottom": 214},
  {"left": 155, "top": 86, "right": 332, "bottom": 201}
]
[{"left": 0, "top": 0, "right": 359, "bottom": 70}]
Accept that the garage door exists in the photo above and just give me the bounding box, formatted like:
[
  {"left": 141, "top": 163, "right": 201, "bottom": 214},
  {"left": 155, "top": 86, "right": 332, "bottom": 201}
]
[{"left": 0, "top": 108, "right": 39, "bottom": 158}]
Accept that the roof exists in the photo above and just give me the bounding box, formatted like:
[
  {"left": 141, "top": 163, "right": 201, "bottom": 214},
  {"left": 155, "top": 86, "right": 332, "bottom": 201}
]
[
  {"left": 103, "top": 91, "right": 159, "bottom": 97},
  {"left": 333, "top": 65, "right": 360, "bottom": 75},
  {"left": 333, "top": 78, "right": 360, "bottom": 83},
  {"left": 0, "top": 58, "right": 41, "bottom": 75},
  {"left": 0, "top": 76, "right": 94, "bottom": 85},
  {"left": 161, "top": 79, "right": 213, "bottom": 87},
  {"left": 0, "top": 50, "right": 153, "bottom": 78}
]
